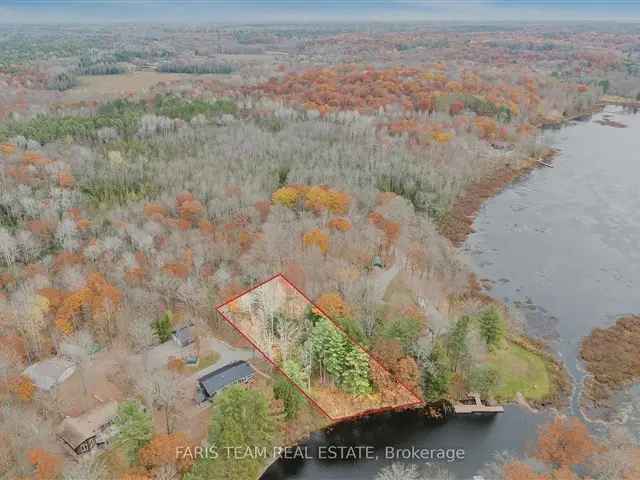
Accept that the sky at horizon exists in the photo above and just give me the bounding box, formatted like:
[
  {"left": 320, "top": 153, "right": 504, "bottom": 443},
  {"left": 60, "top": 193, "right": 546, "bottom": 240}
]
[{"left": 1, "top": 0, "right": 640, "bottom": 23}]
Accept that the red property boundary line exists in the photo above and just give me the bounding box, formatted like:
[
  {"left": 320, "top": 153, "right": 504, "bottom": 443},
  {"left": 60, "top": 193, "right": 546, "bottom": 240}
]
[{"left": 215, "top": 273, "right": 424, "bottom": 422}]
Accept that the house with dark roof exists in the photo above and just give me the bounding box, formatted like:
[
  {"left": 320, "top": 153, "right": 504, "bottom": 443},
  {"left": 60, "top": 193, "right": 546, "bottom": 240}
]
[
  {"left": 172, "top": 325, "right": 194, "bottom": 348},
  {"left": 56, "top": 402, "right": 118, "bottom": 455},
  {"left": 196, "top": 361, "right": 255, "bottom": 402}
]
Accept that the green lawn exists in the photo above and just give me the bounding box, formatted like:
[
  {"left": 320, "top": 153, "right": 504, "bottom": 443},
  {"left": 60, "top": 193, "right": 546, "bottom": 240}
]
[
  {"left": 185, "top": 351, "right": 220, "bottom": 373},
  {"left": 486, "top": 341, "right": 551, "bottom": 402}
]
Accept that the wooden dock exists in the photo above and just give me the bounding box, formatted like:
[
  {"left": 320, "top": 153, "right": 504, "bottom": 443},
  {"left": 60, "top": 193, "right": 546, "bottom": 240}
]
[{"left": 453, "top": 393, "right": 504, "bottom": 415}]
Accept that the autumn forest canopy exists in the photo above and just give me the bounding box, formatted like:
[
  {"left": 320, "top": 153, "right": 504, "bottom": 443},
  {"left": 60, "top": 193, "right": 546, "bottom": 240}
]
[{"left": 0, "top": 19, "right": 639, "bottom": 480}]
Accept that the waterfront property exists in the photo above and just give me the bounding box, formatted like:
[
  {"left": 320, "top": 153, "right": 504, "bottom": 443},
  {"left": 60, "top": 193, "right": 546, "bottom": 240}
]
[
  {"left": 453, "top": 393, "right": 504, "bottom": 415},
  {"left": 196, "top": 360, "right": 255, "bottom": 402},
  {"left": 56, "top": 401, "right": 119, "bottom": 455}
]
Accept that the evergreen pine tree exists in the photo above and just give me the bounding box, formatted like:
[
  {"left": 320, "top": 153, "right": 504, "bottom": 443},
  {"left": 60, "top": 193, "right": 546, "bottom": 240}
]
[
  {"left": 152, "top": 310, "right": 173, "bottom": 343},
  {"left": 423, "top": 341, "right": 452, "bottom": 401},
  {"left": 274, "top": 359, "right": 307, "bottom": 419},
  {"left": 113, "top": 400, "right": 153, "bottom": 465},
  {"left": 479, "top": 307, "right": 505, "bottom": 350},
  {"left": 186, "top": 386, "right": 275, "bottom": 480},
  {"left": 341, "top": 345, "right": 372, "bottom": 396}
]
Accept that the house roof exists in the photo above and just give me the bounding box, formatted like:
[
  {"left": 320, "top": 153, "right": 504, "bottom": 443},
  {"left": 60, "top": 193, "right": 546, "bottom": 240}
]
[
  {"left": 173, "top": 326, "right": 194, "bottom": 346},
  {"left": 57, "top": 401, "right": 119, "bottom": 450},
  {"left": 198, "top": 361, "right": 254, "bottom": 397},
  {"left": 22, "top": 358, "right": 76, "bottom": 391}
]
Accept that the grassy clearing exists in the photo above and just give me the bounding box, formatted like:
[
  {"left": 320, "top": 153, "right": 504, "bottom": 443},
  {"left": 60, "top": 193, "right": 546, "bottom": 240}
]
[
  {"left": 64, "top": 71, "right": 223, "bottom": 100},
  {"left": 486, "top": 340, "right": 551, "bottom": 402},
  {"left": 382, "top": 272, "right": 415, "bottom": 306},
  {"left": 185, "top": 351, "right": 221, "bottom": 374}
]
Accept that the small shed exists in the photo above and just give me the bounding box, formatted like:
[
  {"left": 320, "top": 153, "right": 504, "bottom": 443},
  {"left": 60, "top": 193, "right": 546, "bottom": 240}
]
[
  {"left": 172, "top": 326, "right": 194, "bottom": 348},
  {"left": 196, "top": 361, "right": 255, "bottom": 402},
  {"left": 57, "top": 401, "right": 119, "bottom": 455},
  {"left": 22, "top": 358, "right": 76, "bottom": 391}
]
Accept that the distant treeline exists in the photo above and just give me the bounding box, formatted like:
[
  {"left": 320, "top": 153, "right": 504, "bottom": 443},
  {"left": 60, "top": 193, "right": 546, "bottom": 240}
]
[
  {"left": 78, "top": 63, "right": 128, "bottom": 76},
  {"left": 158, "top": 61, "right": 235, "bottom": 74},
  {"left": 77, "top": 54, "right": 129, "bottom": 76},
  {"left": 47, "top": 70, "right": 79, "bottom": 91},
  {"left": 46, "top": 58, "right": 127, "bottom": 92},
  {"left": 220, "top": 46, "right": 265, "bottom": 55},
  {"left": 0, "top": 94, "right": 237, "bottom": 144}
]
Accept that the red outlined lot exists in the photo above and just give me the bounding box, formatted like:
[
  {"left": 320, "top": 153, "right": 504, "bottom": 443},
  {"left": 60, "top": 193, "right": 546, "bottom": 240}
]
[{"left": 216, "top": 273, "right": 423, "bottom": 421}]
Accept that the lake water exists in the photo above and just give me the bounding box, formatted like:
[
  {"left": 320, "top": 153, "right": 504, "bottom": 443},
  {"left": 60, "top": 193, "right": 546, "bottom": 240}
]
[
  {"left": 262, "top": 106, "right": 640, "bottom": 480},
  {"left": 465, "top": 105, "right": 640, "bottom": 434}
]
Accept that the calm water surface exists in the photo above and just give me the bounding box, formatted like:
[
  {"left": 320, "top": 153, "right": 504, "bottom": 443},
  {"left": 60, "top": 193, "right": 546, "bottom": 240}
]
[
  {"left": 465, "top": 105, "right": 640, "bottom": 433},
  {"left": 263, "top": 106, "right": 640, "bottom": 480}
]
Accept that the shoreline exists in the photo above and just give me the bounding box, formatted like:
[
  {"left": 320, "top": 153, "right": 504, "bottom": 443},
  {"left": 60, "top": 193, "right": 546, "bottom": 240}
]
[
  {"left": 578, "top": 315, "right": 640, "bottom": 424},
  {"left": 598, "top": 95, "right": 640, "bottom": 109},
  {"left": 262, "top": 107, "right": 609, "bottom": 478},
  {"left": 507, "top": 334, "right": 572, "bottom": 411},
  {"left": 438, "top": 147, "right": 558, "bottom": 247},
  {"left": 437, "top": 111, "right": 601, "bottom": 410},
  {"left": 439, "top": 103, "right": 613, "bottom": 248},
  {"left": 537, "top": 104, "right": 604, "bottom": 129},
  {"left": 437, "top": 100, "right": 628, "bottom": 249}
]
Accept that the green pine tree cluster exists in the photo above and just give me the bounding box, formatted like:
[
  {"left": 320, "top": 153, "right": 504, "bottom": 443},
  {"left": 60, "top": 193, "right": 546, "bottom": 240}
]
[
  {"left": 273, "top": 359, "right": 307, "bottom": 419},
  {"left": 186, "top": 386, "right": 275, "bottom": 480},
  {"left": 422, "top": 341, "right": 452, "bottom": 402},
  {"left": 152, "top": 310, "right": 173, "bottom": 343},
  {"left": 478, "top": 306, "right": 505, "bottom": 350},
  {"left": 112, "top": 400, "right": 153, "bottom": 465},
  {"left": 310, "top": 318, "right": 372, "bottom": 396}
]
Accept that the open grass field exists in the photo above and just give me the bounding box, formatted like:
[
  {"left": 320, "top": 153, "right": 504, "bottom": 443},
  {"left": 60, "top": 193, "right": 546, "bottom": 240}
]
[
  {"left": 63, "top": 71, "right": 227, "bottom": 100},
  {"left": 487, "top": 341, "right": 551, "bottom": 402}
]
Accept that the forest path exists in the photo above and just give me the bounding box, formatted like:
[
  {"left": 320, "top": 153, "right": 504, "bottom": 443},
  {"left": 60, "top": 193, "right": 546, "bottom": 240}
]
[{"left": 371, "top": 251, "right": 405, "bottom": 303}]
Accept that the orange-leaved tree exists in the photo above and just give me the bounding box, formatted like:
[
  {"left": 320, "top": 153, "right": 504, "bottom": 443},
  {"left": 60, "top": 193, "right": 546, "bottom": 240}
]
[
  {"left": 302, "top": 228, "right": 329, "bottom": 254},
  {"left": 304, "top": 186, "right": 330, "bottom": 213},
  {"left": 272, "top": 186, "right": 300, "bottom": 208},
  {"left": 328, "top": 217, "right": 352, "bottom": 232},
  {"left": 503, "top": 461, "right": 548, "bottom": 480},
  {"left": 120, "top": 474, "right": 151, "bottom": 480},
  {"left": 57, "top": 172, "right": 75, "bottom": 189},
  {"left": 27, "top": 449, "right": 62, "bottom": 480},
  {"left": 55, "top": 272, "right": 122, "bottom": 336},
  {"left": 143, "top": 202, "right": 167, "bottom": 219},
  {"left": 551, "top": 465, "right": 579, "bottom": 480},
  {"left": 178, "top": 199, "right": 204, "bottom": 222},
  {"left": 316, "top": 292, "right": 350, "bottom": 319},
  {"left": 369, "top": 358, "right": 398, "bottom": 403},
  {"left": 535, "top": 417, "right": 596, "bottom": 468},
  {"left": 7, "top": 375, "right": 35, "bottom": 401},
  {"left": 325, "top": 190, "right": 351, "bottom": 215},
  {"left": 396, "top": 356, "right": 421, "bottom": 395},
  {"left": 139, "top": 432, "right": 193, "bottom": 474},
  {"left": 432, "top": 131, "right": 454, "bottom": 144},
  {"left": 0, "top": 143, "right": 16, "bottom": 156}
]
